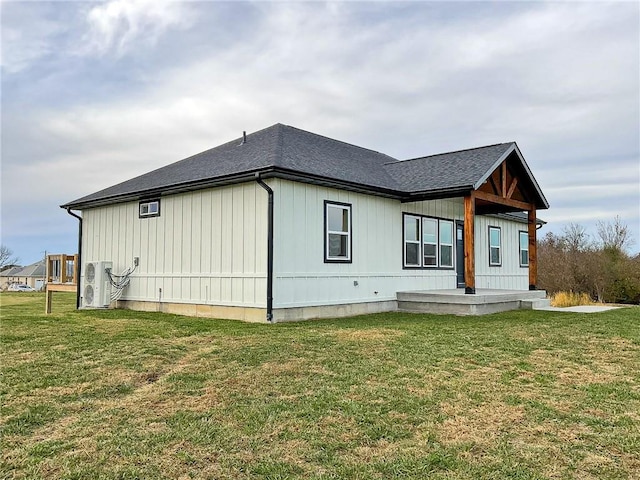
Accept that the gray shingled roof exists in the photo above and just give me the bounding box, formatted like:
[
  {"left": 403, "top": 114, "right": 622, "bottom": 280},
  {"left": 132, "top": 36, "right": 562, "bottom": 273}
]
[
  {"left": 384, "top": 143, "right": 514, "bottom": 193},
  {"left": 63, "top": 123, "right": 548, "bottom": 209},
  {"left": 1, "top": 261, "right": 45, "bottom": 278},
  {"left": 0, "top": 266, "right": 23, "bottom": 277}
]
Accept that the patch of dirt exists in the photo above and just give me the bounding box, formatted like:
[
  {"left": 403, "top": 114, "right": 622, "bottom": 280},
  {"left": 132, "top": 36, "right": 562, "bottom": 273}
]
[
  {"left": 528, "top": 349, "right": 634, "bottom": 385},
  {"left": 90, "top": 319, "right": 131, "bottom": 335},
  {"left": 328, "top": 328, "right": 404, "bottom": 342},
  {"left": 351, "top": 439, "right": 399, "bottom": 462},
  {"left": 437, "top": 401, "right": 526, "bottom": 446},
  {"left": 259, "top": 357, "right": 307, "bottom": 375}
]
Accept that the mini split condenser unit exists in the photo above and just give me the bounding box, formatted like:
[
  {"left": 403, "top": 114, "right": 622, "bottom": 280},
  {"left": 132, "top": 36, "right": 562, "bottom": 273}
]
[{"left": 82, "top": 261, "right": 112, "bottom": 308}]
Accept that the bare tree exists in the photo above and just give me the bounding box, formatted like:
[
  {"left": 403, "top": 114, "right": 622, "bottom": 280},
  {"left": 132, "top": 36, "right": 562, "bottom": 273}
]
[
  {"left": 562, "top": 223, "right": 591, "bottom": 252},
  {"left": 538, "top": 218, "right": 640, "bottom": 304},
  {"left": 596, "top": 216, "right": 633, "bottom": 252},
  {"left": 0, "top": 245, "right": 20, "bottom": 271}
]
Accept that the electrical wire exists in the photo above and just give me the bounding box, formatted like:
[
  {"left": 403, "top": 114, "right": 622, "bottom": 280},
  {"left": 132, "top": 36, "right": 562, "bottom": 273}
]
[{"left": 106, "top": 262, "right": 138, "bottom": 302}]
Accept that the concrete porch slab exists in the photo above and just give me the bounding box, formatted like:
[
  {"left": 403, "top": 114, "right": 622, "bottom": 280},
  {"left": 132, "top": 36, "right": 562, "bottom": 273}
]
[
  {"left": 397, "top": 289, "right": 547, "bottom": 315},
  {"left": 536, "top": 305, "right": 621, "bottom": 313}
]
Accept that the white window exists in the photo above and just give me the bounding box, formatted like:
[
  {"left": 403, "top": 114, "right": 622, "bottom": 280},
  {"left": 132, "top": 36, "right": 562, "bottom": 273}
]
[
  {"left": 139, "top": 200, "right": 160, "bottom": 218},
  {"left": 404, "top": 214, "right": 455, "bottom": 269},
  {"left": 439, "top": 220, "right": 454, "bottom": 268},
  {"left": 489, "top": 226, "right": 502, "bottom": 266},
  {"left": 404, "top": 215, "right": 421, "bottom": 267},
  {"left": 422, "top": 218, "right": 438, "bottom": 267},
  {"left": 519, "top": 231, "right": 529, "bottom": 267},
  {"left": 325, "top": 202, "right": 351, "bottom": 262}
]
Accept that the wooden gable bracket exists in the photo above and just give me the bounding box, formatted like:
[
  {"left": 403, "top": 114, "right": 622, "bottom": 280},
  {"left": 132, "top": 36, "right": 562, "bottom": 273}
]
[
  {"left": 501, "top": 162, "right": 507, "bottom": 198},
  {"left": 480, "top": 160, "right": 528, "bottom": 203},
  {"left": 463, "top": 190, "right": 538, "bottom": 294},
  {"left": 506, "top": 177, "right": 518, "bottom": 199}
]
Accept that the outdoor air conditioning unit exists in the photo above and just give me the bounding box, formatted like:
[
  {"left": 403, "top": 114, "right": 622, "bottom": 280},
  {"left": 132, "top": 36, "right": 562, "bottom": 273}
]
[{"left": 82, "top": 261, "right": 112, "bottom": 308}]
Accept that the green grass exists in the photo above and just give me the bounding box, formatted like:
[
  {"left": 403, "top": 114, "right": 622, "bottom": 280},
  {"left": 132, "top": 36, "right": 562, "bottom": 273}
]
[{"left": 1, "top": 292, "right": 639, "bottom": 479}]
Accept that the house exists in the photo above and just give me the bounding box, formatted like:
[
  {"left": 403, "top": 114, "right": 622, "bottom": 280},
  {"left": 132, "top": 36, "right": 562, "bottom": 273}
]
[
  {"left": 1, "top": 265, "right": 23, "bottom": 290},
  {"left": 61, "top": 123, "right": 549, "bottom": 321},
  {"left": 1, "top": 261, "right": 46, "bottom": 290}
]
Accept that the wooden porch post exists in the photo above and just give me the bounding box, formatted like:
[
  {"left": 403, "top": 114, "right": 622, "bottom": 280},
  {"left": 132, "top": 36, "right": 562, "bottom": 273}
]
[
  {"left": 528, "top": 207, "right": 537, "bottom": 290},
  {"left": 61, "top": 254, "right": 68, "bottom": 284},
  {"left": 464, "top": 194, "right": 475, "bottom": 294}
]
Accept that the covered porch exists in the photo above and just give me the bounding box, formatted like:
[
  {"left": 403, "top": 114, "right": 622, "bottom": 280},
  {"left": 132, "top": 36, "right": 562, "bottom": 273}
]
[{"left": 462, "top": 145, "right": 548, "bottom": 294}]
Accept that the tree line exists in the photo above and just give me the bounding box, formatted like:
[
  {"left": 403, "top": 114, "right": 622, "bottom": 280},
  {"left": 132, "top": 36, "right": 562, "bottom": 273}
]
[{"left": 538, "top": 216, "right": 640, "bottom": 304}]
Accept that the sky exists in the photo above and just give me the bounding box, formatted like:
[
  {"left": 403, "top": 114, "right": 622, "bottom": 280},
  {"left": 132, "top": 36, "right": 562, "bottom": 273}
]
[{"left": 2, "top": 0, "right": 639, "bottom": 265}]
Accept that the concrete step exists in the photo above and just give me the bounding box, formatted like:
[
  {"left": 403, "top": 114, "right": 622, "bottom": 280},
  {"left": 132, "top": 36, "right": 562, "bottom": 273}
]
[{"left": 521, "top": 298, "right": 551, "bottom": 310}]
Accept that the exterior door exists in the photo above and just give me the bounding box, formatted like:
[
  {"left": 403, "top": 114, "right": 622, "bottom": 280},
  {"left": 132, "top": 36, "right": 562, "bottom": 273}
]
[{"left": 456, "top": 221, "right": 465, "bottom": 288}]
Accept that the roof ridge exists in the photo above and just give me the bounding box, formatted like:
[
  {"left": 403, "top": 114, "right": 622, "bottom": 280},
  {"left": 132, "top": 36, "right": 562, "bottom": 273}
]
[
  {"left": 273, "top": 123, "right": 286, "bottom": 167},
  {"left": 387, "top": 142, "right": 513, "bottom": 165},
  {"left": 78, "top": 124, "right": 286, "bottom": 200},
  {"left": 281, "top": 124, "right": 398, "bottom": 161}
]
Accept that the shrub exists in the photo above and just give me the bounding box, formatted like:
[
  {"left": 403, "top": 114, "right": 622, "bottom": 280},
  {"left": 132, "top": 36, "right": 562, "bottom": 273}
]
[{"left": 550, "top": 291, "right": 593, "bottom": 308}]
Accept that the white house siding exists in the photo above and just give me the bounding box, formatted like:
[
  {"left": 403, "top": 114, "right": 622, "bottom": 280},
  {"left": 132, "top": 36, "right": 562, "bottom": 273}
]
[
  {"left": 474, "top": 215, "right": 529, "bottom": 290},
  {"left": 81, "top": 182, "right": 268, "bottom": 308},
  {"left": 271, "top": 179, "right": 466, "bottom": 309},
  {"left": 271, "top": 179, "right": 530, "bottom": 309}
]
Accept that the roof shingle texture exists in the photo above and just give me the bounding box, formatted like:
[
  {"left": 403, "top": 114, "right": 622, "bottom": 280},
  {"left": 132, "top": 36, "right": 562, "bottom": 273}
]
[
  {"left": 68, "top": 124, "right": 405, "bottom": 206},
  {"left": 1, "top": 261, "right": 45, "bottom": 277},
  {"left": 384, "top": 143, "right": 514, "bottom": 192},
  {"left": 63, "top": 123, "right": 518, "bottom": 207}
]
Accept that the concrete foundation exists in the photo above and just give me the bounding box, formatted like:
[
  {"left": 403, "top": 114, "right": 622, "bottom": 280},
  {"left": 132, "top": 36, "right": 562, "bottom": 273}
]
[
  {"left": 272, "top": 300, "right": 398, "bottom": 322},
  {"left": 115, "top": 299, "right": 398, "bottom": 323},
  {"left": 115, "top": 291, "right": 548, "bottom": 322},
  {"left": 116, "top": 300, "right": 267, "bottom": 323}
]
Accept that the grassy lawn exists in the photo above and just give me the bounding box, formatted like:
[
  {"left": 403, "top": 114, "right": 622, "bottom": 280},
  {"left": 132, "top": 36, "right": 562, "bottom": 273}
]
[{"left": 1, "top": 293, "right": 639, "bottom": 479}]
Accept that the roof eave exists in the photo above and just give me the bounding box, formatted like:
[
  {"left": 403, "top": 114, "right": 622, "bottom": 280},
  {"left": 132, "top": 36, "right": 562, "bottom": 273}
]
[
  {"left": 60, "top": 169, "right": 271, "bottom": 210},
  {"left": 268, "top": 168, "right": 404, "bottom": 199},
  {"left": 400, "top": 186, "right": 473, "bottom": 203},
  {"left": 487, "top": 212, "right": 547, "bottom": 226},
  {"left": 61, "top": 167, "right": 407, "bottom": 210}
]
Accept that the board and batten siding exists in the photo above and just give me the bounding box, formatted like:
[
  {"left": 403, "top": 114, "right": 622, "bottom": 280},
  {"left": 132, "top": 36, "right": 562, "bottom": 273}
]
[
  {"left": 81, "top": 182, "right": 268, "bottom": 307},
  {"left": 271, "top": 179, "right": 529, "bottom": 309},
  {"left": 271, "top": 179, "right": 465, "bottom": 309},
  {"left": 474, "top": 216, "right": 529, "bottom": 290}
]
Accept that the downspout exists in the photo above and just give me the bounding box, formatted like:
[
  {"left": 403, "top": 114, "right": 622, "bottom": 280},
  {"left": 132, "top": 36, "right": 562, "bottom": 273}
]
[
  {"left": 65, "top": 208, "right": 83, "bottom": 309},
  {"left": 255, "top": 173, "right": 274, "bottom": 322}
]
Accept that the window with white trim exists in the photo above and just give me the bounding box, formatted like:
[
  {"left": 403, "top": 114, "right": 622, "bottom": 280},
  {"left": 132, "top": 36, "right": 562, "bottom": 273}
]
[
  {"left": 519, "top": 231, "right": 529, "bottom": 267},
  {"left": 422, "top": 218, "right": 438, "bottom": 266},
  {"left": 325, "top": 201, "right": 351, "bottom": 262},
  {"left": 439, "top": 220, "right": 454, "bottom": 268},
  {"left": 403, "top": 213, "right": 456, "bottom": 269},
  {"left": 489, "top": 226, "right": 502, "bottom": 266},
  {"left": 139, "top": 200, "right": 160, "bottom": 218},
  {"left": 404, "top": 215, "right": 421, "bottom": 266}
]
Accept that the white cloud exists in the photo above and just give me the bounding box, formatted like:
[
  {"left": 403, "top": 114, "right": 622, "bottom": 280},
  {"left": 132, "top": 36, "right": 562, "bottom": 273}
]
[
  {"left": 2, "top": 1, "right": 639, "bottom": 261},
  {"left": 0, "top": 3, "right": 69, "bottom": 73},
  {"left": 80, "top": 0, "right": 193, "bottom": 57}
]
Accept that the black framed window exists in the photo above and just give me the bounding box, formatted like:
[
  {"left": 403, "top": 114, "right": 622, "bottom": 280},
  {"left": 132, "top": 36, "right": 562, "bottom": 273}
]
[
  {"left": 489, "top": 226, "right": 502, "bottom": 266},
  {"left": 404, "top": 215, "right": 421, "bottom": 267},
  {"left": 403, "top": 213, "right": 455, "bottom": 269},
  {"left": 519, "top": 231, "right": 529, "bottom": 267},
  {"left": 422, "top": 217, "right": 438, "bottom": 266},
  {"left": 139, "top": 199, "right": 160, "bottom": 218},
  {"left": 439, "top": 220, "right": 454, "bottom": 268},
  {"left": 324, "top": 201, "right": 352, "bottom": 263}
]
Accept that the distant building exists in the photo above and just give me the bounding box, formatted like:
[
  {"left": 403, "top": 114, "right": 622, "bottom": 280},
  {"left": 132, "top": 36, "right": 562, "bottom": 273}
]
[{"left": 1, "top": 261, "right": 46, "bottom": 290}]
